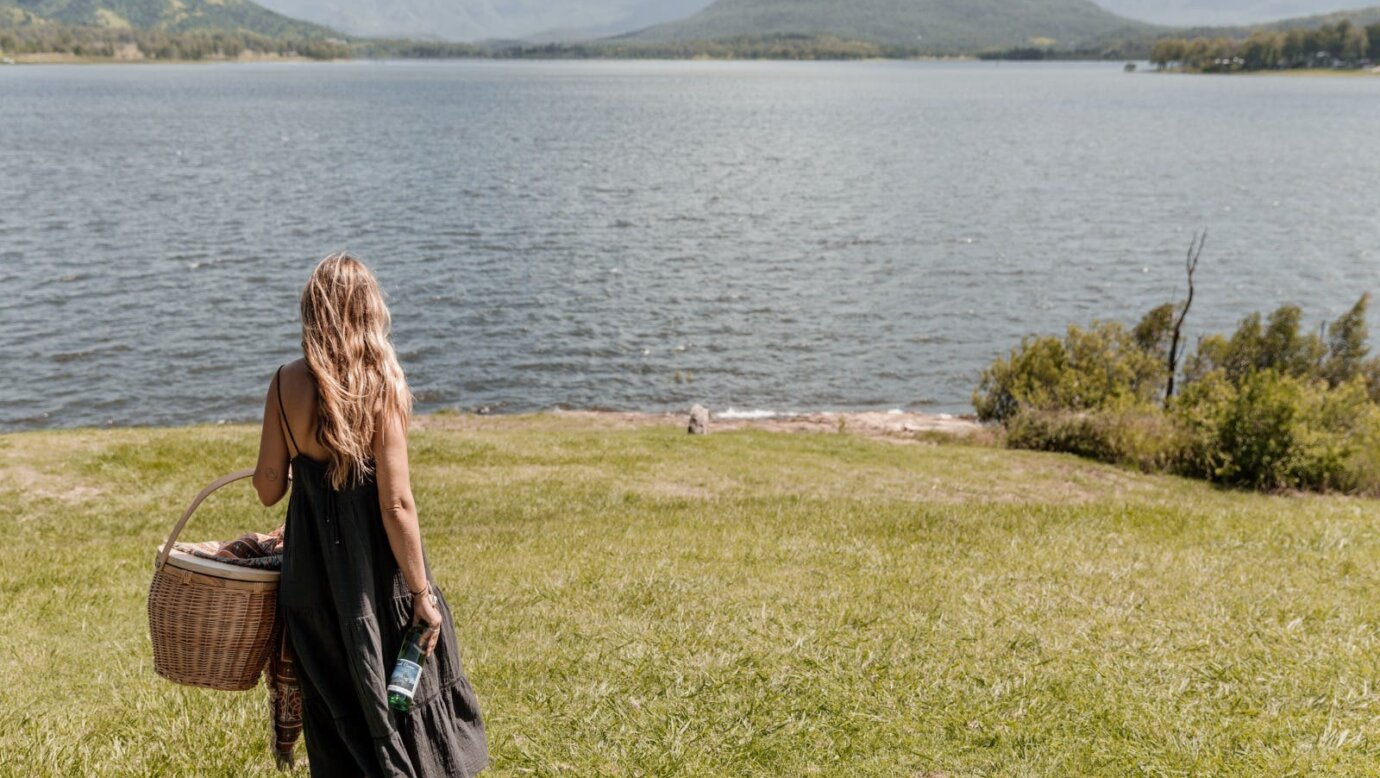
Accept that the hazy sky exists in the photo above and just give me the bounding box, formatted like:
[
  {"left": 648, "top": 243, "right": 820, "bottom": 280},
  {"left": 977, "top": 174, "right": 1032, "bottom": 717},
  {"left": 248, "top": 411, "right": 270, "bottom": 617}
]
[{"left": 253, "top": 0, "right": 1377, "bottom": 41}]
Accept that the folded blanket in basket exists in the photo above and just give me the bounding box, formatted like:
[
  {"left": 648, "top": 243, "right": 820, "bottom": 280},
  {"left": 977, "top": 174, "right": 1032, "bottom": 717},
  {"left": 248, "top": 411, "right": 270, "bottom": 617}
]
[{"left": 177, "top": 527, "right": 301, "bottom": 769}]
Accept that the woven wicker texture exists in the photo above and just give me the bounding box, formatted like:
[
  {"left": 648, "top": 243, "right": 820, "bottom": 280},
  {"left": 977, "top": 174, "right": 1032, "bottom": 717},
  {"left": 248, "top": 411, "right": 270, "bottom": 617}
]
[{"left": 147, "top": 469, "right": 281, "bottom": 691}]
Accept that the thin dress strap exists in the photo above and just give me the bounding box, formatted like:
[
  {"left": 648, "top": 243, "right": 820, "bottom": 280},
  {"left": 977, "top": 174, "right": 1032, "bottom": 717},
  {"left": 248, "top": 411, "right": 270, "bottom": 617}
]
[{"left": 275, "top": 365, "right": 301, "bottom": 459}]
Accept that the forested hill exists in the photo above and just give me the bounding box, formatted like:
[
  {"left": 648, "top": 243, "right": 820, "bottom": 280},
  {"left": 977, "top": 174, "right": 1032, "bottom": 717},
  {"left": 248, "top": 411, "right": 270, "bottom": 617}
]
[
  {"left": 0, "top": 0, "right": 337, "bottom": 37},
  {"left": 623, "top": 0, "right": 1158, "bottom": 52}
]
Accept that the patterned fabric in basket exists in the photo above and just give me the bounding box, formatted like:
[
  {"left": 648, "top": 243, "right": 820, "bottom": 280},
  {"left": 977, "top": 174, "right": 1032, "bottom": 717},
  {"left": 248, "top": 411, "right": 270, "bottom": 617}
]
[{"left": 177, "top": 527, "right": 302, "bottom": 769}]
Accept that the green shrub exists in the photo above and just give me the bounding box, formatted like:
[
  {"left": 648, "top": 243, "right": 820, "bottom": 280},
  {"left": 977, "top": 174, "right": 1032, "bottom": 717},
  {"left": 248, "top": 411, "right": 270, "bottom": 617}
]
[
  {"left": 1322, "top": 293, "right": 1371, "bottom": 387},
  {"left": 1005, "top": 408, "right": 1187, "bottom": 472},
  {"left": 1174, "top": 370, "right": 1380, "bottom": 493},
  {"left": 977, "top": 294, "right": 1380, "bottom": 495},
  {"left": 1170, "top": 369, "right": 1236, "bottom": 478},
  {"left": 1212, "top": 370, "right": 1307, "bottom": 491},
  {"left": 1295, "top": 378, "right": 1380, "bottom": 493},
  {"left": 974, "top": 321, "right": 1166, "bottom": 423},
  {"left": 1182, "top": 296, "right": 1376, "bottom": 391},
  {"left": 1181, "top": 305, "right": 1326, "bottom": 386}
]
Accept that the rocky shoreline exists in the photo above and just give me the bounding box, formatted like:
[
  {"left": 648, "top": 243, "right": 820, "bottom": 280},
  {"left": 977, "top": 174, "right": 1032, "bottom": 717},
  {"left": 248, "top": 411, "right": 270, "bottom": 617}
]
[{"left": 415, "top": 407, "right": 983, "bottom": 441}]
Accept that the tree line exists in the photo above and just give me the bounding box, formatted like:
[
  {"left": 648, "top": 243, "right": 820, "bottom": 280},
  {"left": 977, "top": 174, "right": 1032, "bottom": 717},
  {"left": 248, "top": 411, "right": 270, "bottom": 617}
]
[
  {"left": 10, "top": 19, "right": 1378, "bottom": 67},
  {"left": 1, "top": 25, "right": 905, "bottom": 61},
  {"left": 497, "top": 35, "right": 894, "bottom": 61},
  {"left": 0, "top": 25, "right": 348, "bottom": 61},
  {"left": 1150, "top": 20, "right": 1379, "bottom": 72},
  {"left": 0, "top": 27, "right": 934, "bottom": 62}
]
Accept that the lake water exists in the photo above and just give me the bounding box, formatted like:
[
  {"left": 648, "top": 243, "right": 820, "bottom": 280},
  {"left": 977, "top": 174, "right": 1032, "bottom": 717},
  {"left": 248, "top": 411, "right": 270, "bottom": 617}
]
[{"left": 2, "top": 60, "right": 1379, "bottom": 431}]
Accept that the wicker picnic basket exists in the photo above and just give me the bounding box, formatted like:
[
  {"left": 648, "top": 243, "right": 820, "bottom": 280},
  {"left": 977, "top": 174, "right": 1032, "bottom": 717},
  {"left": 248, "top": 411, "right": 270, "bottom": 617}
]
[{"left": 148, "top": 468, "right": 281, "bottom": 691}]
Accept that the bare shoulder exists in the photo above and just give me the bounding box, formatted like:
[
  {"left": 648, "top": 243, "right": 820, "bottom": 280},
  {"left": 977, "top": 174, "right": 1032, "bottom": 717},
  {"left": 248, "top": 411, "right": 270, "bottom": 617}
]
[
  {"left": 274, "top": 359, "right": 317, "bottom": 405},
  {"left": 274, "top": 361, "right": 310, "bottom": 386},
  {"left": 278, "top": 357, "right": 310, "bottom": 381}
]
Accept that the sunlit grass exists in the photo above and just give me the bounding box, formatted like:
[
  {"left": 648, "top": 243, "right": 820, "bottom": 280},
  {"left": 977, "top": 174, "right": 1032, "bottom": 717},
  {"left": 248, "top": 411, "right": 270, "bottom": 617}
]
[{"left": 3, "top": 415, "right": 1380, "bottom": 775}]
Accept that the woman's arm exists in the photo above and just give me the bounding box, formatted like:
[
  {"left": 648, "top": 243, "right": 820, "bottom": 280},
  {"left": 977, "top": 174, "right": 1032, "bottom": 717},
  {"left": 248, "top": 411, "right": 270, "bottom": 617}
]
[
  {"left": 253, "top": 370, "right": 291, "bottom": 507},
  {"left": 374, "top": 410, "right": 442, "bottom": 655}
]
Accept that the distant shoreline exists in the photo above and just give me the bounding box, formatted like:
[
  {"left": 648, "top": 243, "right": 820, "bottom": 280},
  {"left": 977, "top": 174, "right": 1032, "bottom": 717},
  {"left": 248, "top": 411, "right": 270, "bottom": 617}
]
[
  {"left": 417, "top": 408, "right": 985, "bottom": 440},
  {"left": 3, "top": 51, "right": 345, "bottom": 65},
  {"left": 1156, "top": 66, "right": 1380, "bottom": 78},
  {"left": 0, "top": 53, "right": 995, "bottom": 66},
  {"left": 1245, "top": 68, "right": 1380, "bottom": 77},
  {"left": 12, "top": 56, "right": 1380, "bottom": 72},
  {"left": 1, "top": 409, "right": 983, "bottom": 438}
]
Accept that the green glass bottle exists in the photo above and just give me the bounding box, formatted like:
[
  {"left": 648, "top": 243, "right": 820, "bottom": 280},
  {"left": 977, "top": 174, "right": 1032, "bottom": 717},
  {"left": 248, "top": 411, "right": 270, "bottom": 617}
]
[{"left": 387, "top": 624, "right": 428, "bottom": 712}]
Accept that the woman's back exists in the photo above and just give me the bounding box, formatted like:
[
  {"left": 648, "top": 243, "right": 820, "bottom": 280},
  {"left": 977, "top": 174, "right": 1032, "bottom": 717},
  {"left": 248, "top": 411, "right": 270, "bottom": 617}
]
[
  {"left": 273, "top": 360, "right": 335, "bottom": 467},
  {"left": 254, "top": 254, "right": 488, "bottom": 777}
]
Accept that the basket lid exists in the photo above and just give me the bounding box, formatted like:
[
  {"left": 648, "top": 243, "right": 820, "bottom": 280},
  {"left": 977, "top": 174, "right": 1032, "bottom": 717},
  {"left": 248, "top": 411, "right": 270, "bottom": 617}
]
[{"left": 156, "top": 546, "right": 280, "bottom": 583}]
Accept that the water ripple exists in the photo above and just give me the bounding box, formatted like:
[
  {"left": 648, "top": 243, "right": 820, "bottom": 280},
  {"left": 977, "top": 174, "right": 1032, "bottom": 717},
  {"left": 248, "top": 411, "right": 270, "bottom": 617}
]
[{"left": 2, "top": 61, "right": 1379, "bottom": 430}]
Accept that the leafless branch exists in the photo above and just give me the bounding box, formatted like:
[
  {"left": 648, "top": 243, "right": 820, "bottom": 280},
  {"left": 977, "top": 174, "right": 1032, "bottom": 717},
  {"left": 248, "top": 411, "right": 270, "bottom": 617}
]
[{"left": 1165, "top": 230, "right": 1205, "bottom": 406}]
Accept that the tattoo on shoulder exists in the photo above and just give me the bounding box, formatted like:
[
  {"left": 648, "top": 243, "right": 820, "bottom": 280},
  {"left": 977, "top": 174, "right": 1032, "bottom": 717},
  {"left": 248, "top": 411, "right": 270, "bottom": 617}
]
[{"left": 265, "top": 467, "right": 278, "bottom": 482}]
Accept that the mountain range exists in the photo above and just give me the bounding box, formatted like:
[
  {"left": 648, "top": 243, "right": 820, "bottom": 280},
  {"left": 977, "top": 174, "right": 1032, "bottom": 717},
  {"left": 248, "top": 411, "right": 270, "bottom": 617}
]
[
  {"left": 0, "top": 0, "right": 332, "bottom": 37},
  {"left": 4, "top": 0, "right": 1380, "bottom": 52},
  {"left": 625, "top": 0, "right": 1152, "bottom": 51},
  {"left": 248, "top": 0, "right": 714, "bottom": 42},
  {"left": 1098, "top": 0, "right": 1380, "bottom": 26},
  {"left": 249, "top": 0, "right": 1380, "bottom": 42}
]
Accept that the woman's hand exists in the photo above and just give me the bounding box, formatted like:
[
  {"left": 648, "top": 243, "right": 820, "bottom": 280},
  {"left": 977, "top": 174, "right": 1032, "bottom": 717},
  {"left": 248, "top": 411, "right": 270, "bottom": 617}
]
[{"left": 411, "top": 587, "right": 442, "bottom": 657}]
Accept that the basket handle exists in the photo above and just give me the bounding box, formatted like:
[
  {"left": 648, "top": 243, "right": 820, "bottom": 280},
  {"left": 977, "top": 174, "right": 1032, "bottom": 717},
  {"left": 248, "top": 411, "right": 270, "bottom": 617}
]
[{"left": 154, "top": 468, "right": 258, "bottom": 572}]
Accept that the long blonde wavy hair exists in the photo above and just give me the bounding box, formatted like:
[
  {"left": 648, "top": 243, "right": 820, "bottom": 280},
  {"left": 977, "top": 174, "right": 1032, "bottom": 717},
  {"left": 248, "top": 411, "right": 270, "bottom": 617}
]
[{"left": 300, "top": 253, "right": 412, "bottom": 489}]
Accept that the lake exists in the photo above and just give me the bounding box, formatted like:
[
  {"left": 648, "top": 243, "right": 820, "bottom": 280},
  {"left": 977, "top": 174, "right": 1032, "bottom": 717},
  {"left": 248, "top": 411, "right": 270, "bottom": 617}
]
[{"left": 2, "top": 60, "right": 1378, "bottom": 431}]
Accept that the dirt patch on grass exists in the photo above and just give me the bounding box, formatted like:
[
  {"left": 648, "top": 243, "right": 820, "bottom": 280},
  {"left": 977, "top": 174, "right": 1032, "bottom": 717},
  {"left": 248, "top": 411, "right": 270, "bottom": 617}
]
[
  {"left": 709, "top": 410, "right": 982, "bottom": 439},
  {"left": 0, "top": 466, "right": 102, "bottom": 503},
  {"left": 0, "top": 437, "right": 108, "bottom": 504},
  {"left": 637, "top": 480, "right": 728, "bottom": 500}
]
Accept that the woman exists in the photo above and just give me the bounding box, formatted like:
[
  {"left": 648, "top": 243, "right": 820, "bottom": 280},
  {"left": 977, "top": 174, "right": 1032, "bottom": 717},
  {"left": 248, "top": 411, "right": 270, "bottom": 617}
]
[{"left": 252, "top": 253, "right": 488, "bottom": 777}]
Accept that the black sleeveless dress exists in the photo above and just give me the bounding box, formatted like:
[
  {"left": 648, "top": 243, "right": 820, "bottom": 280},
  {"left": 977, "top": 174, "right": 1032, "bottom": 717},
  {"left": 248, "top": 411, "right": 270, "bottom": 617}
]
[{"left": 276, "top": 375, "right": 488, "bottom": 777}]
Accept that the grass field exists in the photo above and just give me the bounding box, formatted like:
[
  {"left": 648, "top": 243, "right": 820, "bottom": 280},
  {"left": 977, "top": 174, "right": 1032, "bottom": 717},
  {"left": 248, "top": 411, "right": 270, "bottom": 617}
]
[{"left": 4, "top": 414, "right": 1380, "bottom": 776}]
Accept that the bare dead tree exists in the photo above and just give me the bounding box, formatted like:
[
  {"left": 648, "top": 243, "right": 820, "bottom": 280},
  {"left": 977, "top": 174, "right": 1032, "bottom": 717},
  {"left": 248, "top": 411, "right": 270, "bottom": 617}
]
[{"left": 1165, "top": 231, "right": 1206, "bottom": 406}]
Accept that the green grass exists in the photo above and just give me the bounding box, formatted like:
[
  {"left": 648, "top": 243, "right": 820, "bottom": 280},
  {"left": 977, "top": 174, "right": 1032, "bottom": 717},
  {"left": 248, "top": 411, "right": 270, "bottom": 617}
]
[{"left": 3, "top": 415, "right": 1380, "bottom": 776}]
